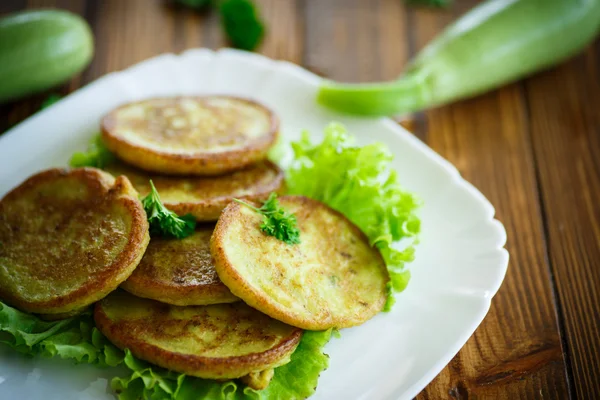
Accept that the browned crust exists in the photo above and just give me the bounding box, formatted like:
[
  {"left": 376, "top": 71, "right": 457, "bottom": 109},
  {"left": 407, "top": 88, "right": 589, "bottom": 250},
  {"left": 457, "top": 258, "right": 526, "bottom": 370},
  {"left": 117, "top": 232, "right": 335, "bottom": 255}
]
[
  {"left": 163, "top": 162, "right": 286, "bottom": 222},
  {"left": 120, "top": 225, "right": 239, "bottom": 305},
  {"left": 121, "top": 274, "right": 239, "bottom": 306},
  {"left": 210, "top": 195, "right": 388, "bottom": 330},
  {"left": 101, "top": 96, "right": 279, "bottom": 176},
  {"left": 104, "top": 160, "right": 286, "bottom": 222},
  {"left": 0, "top": 168, "right": 150, "bottom": 316},
  {"left": 93, "top": 299, "right": 303, "bottom": 379},
  {"left": 37, "top": 307, "right": 89, "bottom": 321}
]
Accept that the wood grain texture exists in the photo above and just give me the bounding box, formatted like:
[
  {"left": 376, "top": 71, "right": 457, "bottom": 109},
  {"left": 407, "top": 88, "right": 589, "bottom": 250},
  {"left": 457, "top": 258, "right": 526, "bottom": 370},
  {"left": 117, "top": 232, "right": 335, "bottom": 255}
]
[
  {"left": 526, "top": 43, "right": 600, "bottom": 398},
  {"left": 85, "top": 0, "right": 176, "bottom": 78},
  {"left": 254, "top": 0, "right": 304, "bottom": 63},
  {"left": 415, "top": 90, "right": 571, "bottom": 400},
  {"left": 407, "top": 2, "right": 571, "bottom": 399},
  {"left": 2, "top": 0, "right": 599, "bottom": 397},
  {"left": 303, "top": 0, "right": 429, "bottom": 139},
  {"left": 305, "top": 0, "right": 409, "bottom": 83}
]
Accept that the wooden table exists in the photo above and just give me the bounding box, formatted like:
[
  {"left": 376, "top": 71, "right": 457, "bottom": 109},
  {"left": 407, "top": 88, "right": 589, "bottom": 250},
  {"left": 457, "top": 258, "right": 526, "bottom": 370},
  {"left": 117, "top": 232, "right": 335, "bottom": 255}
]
[{"left": 1, "top": 1, "right": 599, "bottom": 398}]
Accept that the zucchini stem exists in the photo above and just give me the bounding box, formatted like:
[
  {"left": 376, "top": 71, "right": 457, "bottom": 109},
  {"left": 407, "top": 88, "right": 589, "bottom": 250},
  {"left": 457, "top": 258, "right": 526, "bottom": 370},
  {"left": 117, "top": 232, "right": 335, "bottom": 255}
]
[{"left": 316, "top": 71, "right": 429, "bottom": 117}]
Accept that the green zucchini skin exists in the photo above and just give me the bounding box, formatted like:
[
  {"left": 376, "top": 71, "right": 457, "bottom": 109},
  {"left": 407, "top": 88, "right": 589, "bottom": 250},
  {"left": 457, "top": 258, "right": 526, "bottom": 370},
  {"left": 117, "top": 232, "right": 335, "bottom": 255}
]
[
  {"left": 409, "top": 0, "right": 600, "bottom": 109},
  {"left": 318, "top": 0, "right": 600, "bottom": 116},
  {"left": 0, "top": 10, "right": 94, "bottom": 103}
]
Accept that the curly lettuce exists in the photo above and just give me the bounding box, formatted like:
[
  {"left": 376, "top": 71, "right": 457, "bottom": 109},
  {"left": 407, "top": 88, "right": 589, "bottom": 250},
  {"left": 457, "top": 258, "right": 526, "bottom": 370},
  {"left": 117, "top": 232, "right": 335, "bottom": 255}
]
[
  {"left": 286, "top": 122, "right": 421, "bottom": 310},
  {"left": 0, "top": 302, "right": 122, "bottom": 366},
  {"left": 0, "top": 301, "right": 333, "bottom": 399},
  {"left": 69, "top": 134, "right": 115, "bottom": 169},
  {"left": 113, "top": 329, "right": 334, "bottom": 400}
]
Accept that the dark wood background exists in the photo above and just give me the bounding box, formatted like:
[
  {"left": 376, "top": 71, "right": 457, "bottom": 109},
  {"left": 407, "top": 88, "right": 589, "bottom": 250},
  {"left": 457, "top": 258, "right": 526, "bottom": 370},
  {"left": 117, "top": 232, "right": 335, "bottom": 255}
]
[{"left": 1, "top": 1, "right": 599, "bottom": 399}]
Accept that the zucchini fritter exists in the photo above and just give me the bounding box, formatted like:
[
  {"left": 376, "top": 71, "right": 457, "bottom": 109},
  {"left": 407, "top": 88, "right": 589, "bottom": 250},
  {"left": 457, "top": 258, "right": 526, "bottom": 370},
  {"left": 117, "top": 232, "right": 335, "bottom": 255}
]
[
  {"left": 0, "top": 168, "right": 149, "bottom": 317},
  {"left": 121, "top": 225, "right": 238, "bottom": 306},
  {"left": 103, "top": 160, "right": 284, "bottom": 222},
  {"left": 94, "top": 290, "right": 302, "bottom": 382},
  {"left": 211, "top": 196, "right": 389, "bottom": 330},
  {"left": 101, "top": 96, "right": 278, "bottom": 176}
]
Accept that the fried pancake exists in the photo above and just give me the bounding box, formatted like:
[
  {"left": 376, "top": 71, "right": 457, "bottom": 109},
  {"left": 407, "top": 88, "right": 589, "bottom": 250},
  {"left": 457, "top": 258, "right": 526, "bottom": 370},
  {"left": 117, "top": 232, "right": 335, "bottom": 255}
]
[
  {"left": 94, "top": 290, "right": 302, "bottom": 381},
  {"left": 121, "top": 225, "right": 239, "bottom": 306},
  {"left": 101, "top": 96, "right": 279, "bottom": 176},
  {"left": 38, "top": 308, "right": 87, "bottom": 321},
  {"left": 0, "top": 168, "right": 149, "bottom": 317},
  {"left": 103, "top": 160, "right": 285, "bottom": 222},
  {"left": 211, "top": 196, "right": 389, "bottom": 330}
]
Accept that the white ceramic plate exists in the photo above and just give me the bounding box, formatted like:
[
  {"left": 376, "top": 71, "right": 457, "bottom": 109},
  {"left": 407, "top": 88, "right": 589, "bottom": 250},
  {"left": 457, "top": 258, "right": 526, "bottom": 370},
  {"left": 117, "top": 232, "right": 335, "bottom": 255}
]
[{"left": 0, "top": 49, "right": 508, "bottom": 400}]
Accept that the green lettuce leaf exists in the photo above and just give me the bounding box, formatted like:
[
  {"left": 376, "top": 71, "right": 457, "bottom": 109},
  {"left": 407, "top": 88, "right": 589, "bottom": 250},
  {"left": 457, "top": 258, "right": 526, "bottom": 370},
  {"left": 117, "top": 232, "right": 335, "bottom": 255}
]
[
  {"left": 0, "top": 302, "right": 124, "bottom": 366},
  {"left": 69, "top": 134, "right": 115, "bottom": 169},
  {"left": 112, "top": 329, "right": 334, "bottom": 400},
  {"left": 260, "top": 329, "right": 333, "bottom": 399},
  {"left": 0, "top": 301, "right": 333, "bottom": 399},
  {"left": 285, "top": 122, "right": 421, "bottom": 310}
]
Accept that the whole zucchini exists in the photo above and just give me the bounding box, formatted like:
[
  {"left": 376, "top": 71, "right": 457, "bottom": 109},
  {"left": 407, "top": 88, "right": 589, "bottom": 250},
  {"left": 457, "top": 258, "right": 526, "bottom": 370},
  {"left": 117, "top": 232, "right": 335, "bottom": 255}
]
[
  {"left": 0, "top": 9, "right": 94, "bottom": 103},
  {"left": 318, "top": 0, "right": 600, "bottom": 116}
]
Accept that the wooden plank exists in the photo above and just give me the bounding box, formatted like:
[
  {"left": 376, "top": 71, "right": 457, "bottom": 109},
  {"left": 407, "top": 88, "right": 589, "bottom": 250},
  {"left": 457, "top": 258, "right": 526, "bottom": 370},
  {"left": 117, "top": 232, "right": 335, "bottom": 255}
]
[
  {"left": 525, "top": 41, "right": 600, "bottom": 397},
  {"left": 254, "top": 0, "right": 304, "bottom": 63},
  {"left": 304, "top": 0, "right": 422, "bottom": 136},
  {"left": 406, "top": 2, "right": 572, "bottom": 398},
  {"left": 85, "top": 0, "right": 304, "bottom": 80},
  {"left": 83, "top": 0, "right": 177, "bottom": 79},
  {"left": 305, "top": 0, "right": 410, "bottom": 82},
  {"left": 416, "top": 88, "right": 571, "bottom": 400}
]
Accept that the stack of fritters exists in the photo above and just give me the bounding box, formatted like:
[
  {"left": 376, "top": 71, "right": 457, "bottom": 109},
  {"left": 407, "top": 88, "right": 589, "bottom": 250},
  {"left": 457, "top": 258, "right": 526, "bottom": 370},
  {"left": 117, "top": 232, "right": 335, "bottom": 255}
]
[{"left": 0, "top": 96, "right": 389, "bottom": 391}]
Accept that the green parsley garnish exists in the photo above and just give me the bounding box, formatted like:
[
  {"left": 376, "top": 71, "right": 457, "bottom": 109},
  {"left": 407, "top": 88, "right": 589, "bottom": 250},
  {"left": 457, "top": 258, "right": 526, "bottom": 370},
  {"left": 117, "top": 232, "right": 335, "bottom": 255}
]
[
  {"left": 235, "top": 192, "right": 300, "bottom": 245},
  {"left": 141, "top": 180, "right": 196, "bottom": 239},
  {"left": 69, "top": 134, "right": 115, "bottom": 169}
]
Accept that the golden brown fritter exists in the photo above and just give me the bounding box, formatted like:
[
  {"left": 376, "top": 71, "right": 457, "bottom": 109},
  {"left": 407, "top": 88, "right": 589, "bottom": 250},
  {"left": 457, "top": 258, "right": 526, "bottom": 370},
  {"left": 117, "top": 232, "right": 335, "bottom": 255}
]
[
  {"left": 121, "top": 225, "right": 239, "bottom": 306},
  {"left": 103, "top": 160, "right": 285, "bottom": 222},
  {"left": 211, "top": 195, "right": 389, "bottom": 330},
  {"left": 94, "top": 290, "right": 302, "bottom": 381},
  {"left": 101, "top": 96, "right": 279, "bottom": 176},
  {"left": 0, "top": 168, "right": 149, "bottom": 317}
]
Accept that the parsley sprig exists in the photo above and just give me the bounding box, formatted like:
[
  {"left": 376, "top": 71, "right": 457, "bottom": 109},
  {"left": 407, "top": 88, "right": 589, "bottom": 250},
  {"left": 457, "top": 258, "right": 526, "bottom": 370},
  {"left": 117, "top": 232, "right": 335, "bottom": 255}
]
[
  {"left": 141, "top": 180, "right": 196, "bottom": 239},
  {"left": 235, "top": 193, "right": 300, "bottom": 245}
]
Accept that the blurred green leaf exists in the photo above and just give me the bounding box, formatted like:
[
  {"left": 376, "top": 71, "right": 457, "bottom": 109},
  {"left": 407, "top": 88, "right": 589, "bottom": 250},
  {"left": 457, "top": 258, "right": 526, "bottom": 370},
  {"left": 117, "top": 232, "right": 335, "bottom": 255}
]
[
  {"left": 219, "top": 0, "right": 265, "bottom": 51},
  {"left": 41, "top": 94, "right": 62, "bottom": 109}
]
